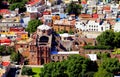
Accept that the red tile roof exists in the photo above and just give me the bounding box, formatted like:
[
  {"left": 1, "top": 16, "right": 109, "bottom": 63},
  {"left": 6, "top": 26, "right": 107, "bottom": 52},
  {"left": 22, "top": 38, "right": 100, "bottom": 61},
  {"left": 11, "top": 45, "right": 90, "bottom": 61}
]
[
  {"left": 81, "top": 0, "right": 87, "bottom": 4},
  {"left": 92, "top": 14, "right": 98, "bottom": 18},
  {"left": 2, "top": 61, "right": 10, "bottom": 66},
  {"left": 28, "top": 0, "right": 40, "bottom": 6},
  {"left": 79, "top": 14, "right": 92, "bottom": 18},
  {"left": 103, "top": 6, "right": 110, "bottom": 11},
  {"left": 0, "top": 9, "right": 10, "bottom": 14},
  {"left": 43, "top": 11, "right": 51, "bottom": 15},
  {"left": 0, "top": 39, "right": 11, "bottom": 43}
]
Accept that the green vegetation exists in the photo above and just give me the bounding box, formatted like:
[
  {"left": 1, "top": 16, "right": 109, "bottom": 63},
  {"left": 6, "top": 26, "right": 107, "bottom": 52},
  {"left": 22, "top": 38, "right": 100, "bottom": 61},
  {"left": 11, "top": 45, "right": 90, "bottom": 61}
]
[
  {"left": 95, "top": 52, "right": 120, "bottom": 77},
  {"left": 96, "top": 30, "right": 120, "bottom": 48},
  {"left": 9, "top": 0, "right": 28, "bottom": 12},
  {"left": 113, "top": 48, "right": 120, "bottom": 54},
  {"left": 40, "top": 54, "right": 98, "bottom": 77},
  {"left": 0, "top": 15, "right": 3, "bottom": 19},
  {"left": 96, "top": 30, "right": 115, "bottom": 47},
  {"left": 40, "top": 54, "right": 120, "bottom": 77},
  {"left": 10, "top": 51, "right": 22, "bottom": 64},
  {"left": 7, "top": 0, "right": 28, "bottom": 4},
  {"left": 32, "top": 67, "right": 41, "bottom": 77},
  {"left": 21, "top": 66, "right": 41, "bottom": 77},
  {"left": 97, "top": 52, "right": 110, "bottom": 59},
  {"left": 0, "top": 45, "right": 15, "bottom": 55},
  {"left": 68, "top": 29, "right": 74, "bottom": 34},
  {"left": 67, "top": 1, "right": 82, "bottom": 16},
  {"left": 83, "top": 45, "right": 112, "bottom": 50},
  {"left": 83, "top": 30, "right": 120, "bottom": 50},
  {"left": 94, "top": 69, "right": 114, "bottom": 77},
  {"left": 21, "top": 66, "right": 33, "bottom": 76},
  {"left": 26, "top": 19, "right": 42, "bottom": 33},
  {"left": 99, "top": 58, "right": 120, "bottom": 73}
]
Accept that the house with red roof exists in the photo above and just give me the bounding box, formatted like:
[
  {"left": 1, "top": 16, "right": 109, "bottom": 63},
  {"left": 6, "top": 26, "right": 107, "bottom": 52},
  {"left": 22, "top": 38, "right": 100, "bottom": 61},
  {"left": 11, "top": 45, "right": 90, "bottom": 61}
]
[
  {"left": 26, "top": 0, "right": 46, "bottom": 13},
  {"left": 92, "top": 13, "right": 99, "bottom": 18},
  {"left": 0, "top": 9, "right": 10, "bottom": 15},
  {"left": 0, "top": 38, "right": 11, "bottom": 46}
]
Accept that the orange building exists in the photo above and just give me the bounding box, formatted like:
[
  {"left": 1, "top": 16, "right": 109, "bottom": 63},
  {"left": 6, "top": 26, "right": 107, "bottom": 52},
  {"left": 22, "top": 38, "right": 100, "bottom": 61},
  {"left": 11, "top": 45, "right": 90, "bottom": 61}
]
[{"left": 53, "top": 19, "right": 75, "bottom": 33}]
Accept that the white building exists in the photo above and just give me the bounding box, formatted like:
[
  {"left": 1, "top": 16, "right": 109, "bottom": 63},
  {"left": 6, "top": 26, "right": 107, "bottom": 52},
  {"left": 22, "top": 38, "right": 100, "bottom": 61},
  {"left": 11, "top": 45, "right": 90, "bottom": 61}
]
[
  {"left": 75, "top": 21, "right": 87, "bottom": 31},
  {"left": 75, "top": 20, "right": 110, "bottom": 32},
  {"left": 26, "top": 0, "right": 47, "bottom": 13},
  {"left": 114, "top": 22, "right": 120, "bottom": 32}
]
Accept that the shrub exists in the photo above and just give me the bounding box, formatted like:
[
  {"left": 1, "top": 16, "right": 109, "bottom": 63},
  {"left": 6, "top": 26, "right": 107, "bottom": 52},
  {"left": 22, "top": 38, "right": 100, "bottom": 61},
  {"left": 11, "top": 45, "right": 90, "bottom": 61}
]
[{"left": 83, "top": 45, "right": 112, "bottom": 50}]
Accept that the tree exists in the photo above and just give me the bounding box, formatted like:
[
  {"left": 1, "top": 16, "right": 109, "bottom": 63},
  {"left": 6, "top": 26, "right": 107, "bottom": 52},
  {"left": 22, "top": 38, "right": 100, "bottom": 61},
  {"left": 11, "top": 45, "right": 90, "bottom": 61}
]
[
  {"left": 67, "top": 2, "right": 82, "bottom": 16},
  {"left": 7, "top": 0, "right": 27, "bottom": 4},
  {"left": 84, "top": 72, "right": 95, "bottom": 77},
  {"left": 96, "top": 30, "right": 115, "bottom": 47},
  {"left": 10, "top": 51, "right": 21, "bottom": 64},
  {"left": 40, "top": 61, "right": 67, "bottom": 77},
  {"left": 0, "top": 45, "right": 6, "bottom": 55},
  {"left": 40, "top": 55, "right": 97, "bottom": 77},
  {"left": 26, "top": 19, "right": 42, "bottom": 33},
  {"left": 114, "top": 32, "right": 120, "bottom": 47},
  {"left": 5, "top": 46, "right": 15, "bottom": 55},
  {"left": 0, "top": 45, "right": 15, "bottom": 55},
  {"left": 0, "top": 15, "right": 3, "bottom": 19},
  {"left": 99, "top": 58, "right": 120, "bottom": 74},
  {"left": 8, "top": 0, "right": 28, "bottom": 12},
  {"left": 68, "top": 29, "right": 74, "bottom": 34},
  {"left": 9, "top": 2, "right": 25, "bottom": 11},
  {"left": 67, "top": 55, "right": 92, "bottom": 77},
  {"left": 21, "top": 66, "right": 33, "bottom": 76},
  {"left": 97, "top": 52, "right": 110, "bottom": 60},
  {"left": 94, "top": 69, "right": 114, "bottom": 77}
]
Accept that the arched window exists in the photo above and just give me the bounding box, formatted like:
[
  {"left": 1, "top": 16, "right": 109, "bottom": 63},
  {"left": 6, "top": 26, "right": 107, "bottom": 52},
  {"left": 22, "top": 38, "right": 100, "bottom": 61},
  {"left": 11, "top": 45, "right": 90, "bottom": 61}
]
[{"left": 39, "top": 36, "right": 49, "bottom": 43}]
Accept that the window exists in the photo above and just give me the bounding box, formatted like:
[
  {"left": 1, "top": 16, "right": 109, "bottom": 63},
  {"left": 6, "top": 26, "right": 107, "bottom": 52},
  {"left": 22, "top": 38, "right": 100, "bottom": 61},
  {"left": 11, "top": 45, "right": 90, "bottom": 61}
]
[
  {"left": 53, "top": 56, "right": 55, "bottom": 59},
  {"left": 62, "top": 56, "right": 64, "bottom": 59},
  {"left": 42, "top": 30, "right": 45, "bottom": 33},
  {"left": 58, "top": 56, "right": 60, "bottom": 59},
  {"left": 20, "top": 45, "right": 23, "bottom": 47},
  {"left": 39, "top": 36, "right": 49, "bottom": 43}
]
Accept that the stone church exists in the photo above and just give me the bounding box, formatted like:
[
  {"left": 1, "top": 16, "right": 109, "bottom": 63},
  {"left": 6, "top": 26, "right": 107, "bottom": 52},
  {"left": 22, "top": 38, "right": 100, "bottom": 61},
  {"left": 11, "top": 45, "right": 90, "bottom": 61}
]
[
  {"left": 29, "top": 24, "right": 52, "bottom": 65},
  {"left": 15, "top": 24, "right": 97, "bottom": 65}
]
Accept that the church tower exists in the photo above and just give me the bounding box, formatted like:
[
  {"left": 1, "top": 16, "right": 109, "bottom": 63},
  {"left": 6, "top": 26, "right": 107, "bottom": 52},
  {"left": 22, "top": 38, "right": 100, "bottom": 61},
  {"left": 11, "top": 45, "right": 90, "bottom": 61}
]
[{"left": 36, "top": 24, "right": 52, "bottom": 65}]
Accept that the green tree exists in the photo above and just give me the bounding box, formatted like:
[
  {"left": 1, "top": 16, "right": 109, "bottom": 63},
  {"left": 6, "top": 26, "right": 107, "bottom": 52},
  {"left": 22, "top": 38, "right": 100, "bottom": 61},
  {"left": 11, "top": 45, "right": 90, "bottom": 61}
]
[
  {"left": 5, "top": 46, "right": 15, "bottom": 55},
  {"left": 67, "top": 55, "right": 91, "bottom": 77},
  {"left": 9, "top": 3, "right": 24, "bottom": 10},
  {"left": 7, "top": 0, "right": 27, "bottom": 4},
  {"left": 96, "top": 30, "right": 115, "bottom": 47},
  {"left": 94, "top": 69, "right": 114, "bottom": 77},
  {"left": 10, "top": 51, "right": 21, "bottom": 63},
  {"left": 21, "top": 66, "right": 33, "bottom": 76},
  {"left": 84, "top": 72, "right": 95, "bottom": 77},
  {"left": 0, "top": 15, "right": 3, "bottom": 19},
  {"left": 8, "top": 0, "right": 28, "bottom": 12},
  {"left": 40, "top": 55, "right": 97, "bottom": 77},
  {"left": 40, "top": 61, "right": 67, "bottom": 77},
  {"left": 97, "top": 52, "right": 110, "bottom": 60},
  {"left": 68, "top": 29, "right": 74, "bottom": 34},
  {"left": 67, "top": 2, "right": 82, "bottom": 16},
  {"left": 99, "top": 58, "right": 120, "bottom": 74},
  {"left": 26, "top": 19, "right": 42, "bottom": 33},
  {"left": 0, "top": 45, "right": 6, "bottom": 55},
  {"left": 0, "top": 45, "right": 15, "bottom": 55},
  {"left": 114, "top": 32, "right": 120, "bottom": 47}
]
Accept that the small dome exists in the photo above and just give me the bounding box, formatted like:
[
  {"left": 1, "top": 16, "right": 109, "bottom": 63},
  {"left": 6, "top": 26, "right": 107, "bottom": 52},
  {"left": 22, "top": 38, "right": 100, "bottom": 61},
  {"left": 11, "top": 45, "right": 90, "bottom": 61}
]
[{"left": 37, "top": 24, "right": 51, "bottom": 30}]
